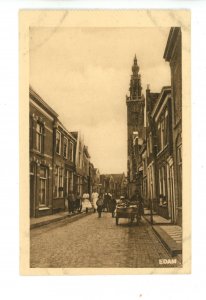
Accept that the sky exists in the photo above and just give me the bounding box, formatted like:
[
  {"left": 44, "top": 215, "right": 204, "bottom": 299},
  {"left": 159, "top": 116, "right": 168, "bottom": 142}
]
[{"left": 30, "top": 27, "right": 171, "bottom": 174}]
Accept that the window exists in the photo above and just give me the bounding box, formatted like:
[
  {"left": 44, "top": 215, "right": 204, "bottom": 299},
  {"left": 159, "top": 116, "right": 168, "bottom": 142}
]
[
  {"left": 66, "top": 170, "right": 73, "bottom": 194},
  {"left": 177, "top": 142, "right": 182, "bottom": 206},
  {"left": 59, "top": 168, "right": 63, "bottom": 197},
  {"left": 39, "top": 166, "right": 47, "bottom": 206},
  {"left": 158, "top": 165, "right": 167, "bottom": 206},
  {"left": 77, "top": 176, "right": 82, "bottom": 194},
  {"left": 54, "top": 166, "right": 64, "bottom": 198},
  {"left": 54, "top": 166, "right": 59, "bottom": 197},
  {"left": 36, "top": 123, "right": 44, "bottom": 153},
  {"left": 149, "top": 133, "right": 153, "bottom": 154},
  {"left": 157, "top": 123, "right": 161, "bottom": 152},
  {"left": 56, "top": 130, "right": 61, "bottom": 155},
  {"left": 164, "top": 110, "right": 169, "bottom": 146},
  {"left": 157, "top": 110, "right": 169, "bottom": 152},
  {"left": 69, "top": 141, "right": 74, "bottom": 162},
  {"left": 63, "top": 137, "right": 68, "bottom": 158},
  {"left": 79, "top": 151, "right": 81, "bottom": 167},
  {"left": 69, "top": 171, "right": 73, "bottom": 191},
  {"left": 160, "top": 119, "right": 164, "bottom": 150},
  {"left": 147, "top": 139, "right": 149, "bottom": 157}
]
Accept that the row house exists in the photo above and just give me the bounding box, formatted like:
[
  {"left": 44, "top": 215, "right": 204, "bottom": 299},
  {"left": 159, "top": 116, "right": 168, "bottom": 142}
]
[
  {"left": 164, "top": 27, "right": 182, "bottom": 226},
  {"left": 137, "top": 27, "right": 182, "bottom": 225},
  {"left": 72, "top": 131, "right": 84, "bottom": 196},
  {"left": 145, "top": 85, "right": 176, "bottom": 222},
  {"left": 89, "top": 166, "right": 101, "bottom": 195},
  {"left": 82, "top": 146, "right": 90, "bottom": 194},
  {"left": 30, "top": 87, "right": 58, "bottom": 217},
  {"left": 150, "top": 86, "right": 175, "bottom": 221},
  {"left": 89, "top": 162, "right": 95, "bottom": 196},
  {"left": 71, "top": 132, "right": 92, "bottom": 197},
  {"left": 53, "top": 120, "right": 76, "bottom": 213},
  {"left": 137, "top": 142, "right": 147, "bottom": 204},
  {"left": 145, "top": 87, "right": 160, "bottom": 211},
  {"left": 92, "top": 168, "right": 101, "bottom": 194},
  {"left": 30, "top": 87, "right": 95, "bottom": 218}
]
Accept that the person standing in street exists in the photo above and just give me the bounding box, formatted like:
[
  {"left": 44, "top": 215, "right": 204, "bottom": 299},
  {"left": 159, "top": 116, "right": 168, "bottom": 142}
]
[
  {"left": 96, "top": 196, "right": 104, "bottom": 218},
  {"left": 82, "top": 193, "right": 92, "bottom": 213}
]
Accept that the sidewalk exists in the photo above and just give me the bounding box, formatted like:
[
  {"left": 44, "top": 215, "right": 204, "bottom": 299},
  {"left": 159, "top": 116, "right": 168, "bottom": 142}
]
[
  {"left": 30, "top": 209, "right": 93, "bottom": 229},
  {"left": 144, "top": 214, "right": 171, "bottom": 225},
  {"left": 152, "top": 225, "right": 182, "bottom": 257},
  {"left": 144, "top": 209, "right": 182, "bottom": 257}
]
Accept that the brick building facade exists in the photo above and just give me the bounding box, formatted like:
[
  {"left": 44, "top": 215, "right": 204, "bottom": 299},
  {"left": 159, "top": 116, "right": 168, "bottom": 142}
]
[
  {"left": 30, "top": 88, "right": 95, "bottom": 218},
  {"left": 164, "top": 27, "right": 182, "bottom": 226},
  {"left": 29, "top": 87, "right": 58, "bottom": 217},
  {"left": 53, "top": 121, "right": 76, "bottom": 213}
]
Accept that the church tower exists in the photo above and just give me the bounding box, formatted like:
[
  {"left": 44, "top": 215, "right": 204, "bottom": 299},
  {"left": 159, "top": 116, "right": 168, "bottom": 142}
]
[{"left": 126, "top": 55, "right": 145, "bottom": 196}]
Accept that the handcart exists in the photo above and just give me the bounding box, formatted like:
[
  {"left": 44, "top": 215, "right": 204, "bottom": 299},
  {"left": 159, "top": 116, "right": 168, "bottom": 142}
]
[{"left": 115, "top": 203, "right": 141, "bottom": 225}]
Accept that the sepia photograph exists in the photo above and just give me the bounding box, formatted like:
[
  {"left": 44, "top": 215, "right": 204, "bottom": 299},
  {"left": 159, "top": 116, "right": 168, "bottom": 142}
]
[{"left": 19, "top": 10, "right": 191, "bottom": 274}]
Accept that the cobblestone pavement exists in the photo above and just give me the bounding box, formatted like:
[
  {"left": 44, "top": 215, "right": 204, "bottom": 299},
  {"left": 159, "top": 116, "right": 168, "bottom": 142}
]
[{"left": 30, "top": 212, "right": 181, "bottom": 268}]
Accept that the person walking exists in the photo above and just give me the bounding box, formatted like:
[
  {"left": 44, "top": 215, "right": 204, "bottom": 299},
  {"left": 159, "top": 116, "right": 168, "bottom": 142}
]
[{"left": 96, "top": 196, "right": 104, "bottom": 218}]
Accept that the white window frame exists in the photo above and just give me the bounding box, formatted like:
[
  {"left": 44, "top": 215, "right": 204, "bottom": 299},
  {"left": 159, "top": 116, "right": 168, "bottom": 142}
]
[
  {"left": 69, "top": 141, "right": 74, "bottom": 162},
  {"left": 39, "top": 166, "right": 47, "bottom": 206},
  {"left": 56, "top": 130, "right": 61, "bottom": 155},
  {"left": 59, "top": 168, "right": 64, "bottom": 198},
  {"left": 66, "top": 170, "right": 69, "bottom": 196},
  {"left": 36, "top": 123, "right": 43, "bottom": 153},
  {"left": 63, "top": 137, "right": 68, "bottom": 159},
  {"left": 69, "top": 171, "right": 74, "bottom": 192},
  {"left": 55, "top": 166, "right": 59, "bottom": 198}
]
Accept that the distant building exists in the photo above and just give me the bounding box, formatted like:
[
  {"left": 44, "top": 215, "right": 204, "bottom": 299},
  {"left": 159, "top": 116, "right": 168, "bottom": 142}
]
[
  {"left": 164, "top": 27, "right": 182, "bottom": 226},
  {"left": 83, "top": 145, "right": 90, "bottom": 194},
  {"left": 100, "top": 173, "right": 127, "bottom": 198},
  {"left": 126, "top": 55, "right": 145, "bottom": 197},
  {"left": 72, "top": 132, "right": 84, "bottom": 197},
  {"left": 72, "top": 132, "right": 92, "bottom": 197},
  {"left": 92, "top": 168, "right": 101, "bottom": 194}
]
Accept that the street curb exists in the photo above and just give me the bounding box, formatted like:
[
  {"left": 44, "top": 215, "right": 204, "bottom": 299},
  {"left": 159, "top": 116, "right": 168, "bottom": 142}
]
[
  {"left": 30, "top": 210, "right": 93, "bottom": 229},
  {"left": 143, "top": 215, "right": 172, "bottom": 226},
  {"left": 152, "top": 226, "right": 182, "bottom": 257}
]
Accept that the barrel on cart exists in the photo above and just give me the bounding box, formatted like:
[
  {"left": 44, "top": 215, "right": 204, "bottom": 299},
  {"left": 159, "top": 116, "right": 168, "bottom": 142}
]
[{"left": 115, "top": 204, "right": 140, "bottom": 225}]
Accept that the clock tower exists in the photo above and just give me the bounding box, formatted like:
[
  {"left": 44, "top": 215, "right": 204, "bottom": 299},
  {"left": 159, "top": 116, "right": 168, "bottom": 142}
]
[{"left": 126, "top": 55, "right": 145, "bottom": 196}]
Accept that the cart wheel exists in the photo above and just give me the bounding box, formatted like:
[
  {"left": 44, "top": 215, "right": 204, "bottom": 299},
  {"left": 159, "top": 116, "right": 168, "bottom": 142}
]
[{"left": 116, "top": 217, "right": 119, "bottom": 225}]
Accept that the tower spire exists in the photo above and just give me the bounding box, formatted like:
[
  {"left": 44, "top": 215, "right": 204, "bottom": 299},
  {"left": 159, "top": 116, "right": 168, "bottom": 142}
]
[{"left": 129, "top": 55, "right": 141, "bottom": 99}]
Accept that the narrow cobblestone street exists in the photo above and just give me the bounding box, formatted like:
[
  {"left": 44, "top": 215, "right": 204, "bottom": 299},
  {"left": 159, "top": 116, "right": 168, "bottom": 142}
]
[{"left": 30, "top": 212, "right": 181, "bottom": 268}]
